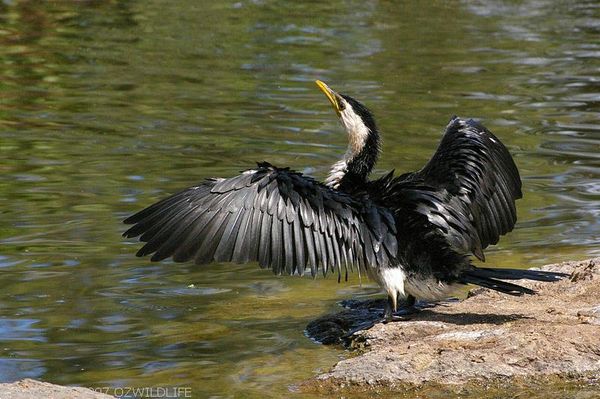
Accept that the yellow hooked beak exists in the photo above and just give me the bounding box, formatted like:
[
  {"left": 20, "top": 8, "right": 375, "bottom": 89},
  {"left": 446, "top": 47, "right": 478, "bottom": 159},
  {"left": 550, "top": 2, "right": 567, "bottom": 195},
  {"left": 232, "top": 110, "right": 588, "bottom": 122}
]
[{"left": 315, "top": 80, "right": 342, "bottom": 117}]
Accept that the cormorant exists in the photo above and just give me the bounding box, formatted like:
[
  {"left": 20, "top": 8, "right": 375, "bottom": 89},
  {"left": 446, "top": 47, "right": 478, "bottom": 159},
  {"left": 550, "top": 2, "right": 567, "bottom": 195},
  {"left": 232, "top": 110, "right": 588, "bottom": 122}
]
[{"left": 123, "top": 80, "right": 566, "bottom": 321}]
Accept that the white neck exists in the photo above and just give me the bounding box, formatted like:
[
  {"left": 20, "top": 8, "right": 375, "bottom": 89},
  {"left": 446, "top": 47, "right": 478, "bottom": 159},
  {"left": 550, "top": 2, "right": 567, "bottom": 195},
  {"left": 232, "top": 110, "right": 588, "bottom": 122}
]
[{"left": 325, "top": 101, "right": 370, "bottom": 188}]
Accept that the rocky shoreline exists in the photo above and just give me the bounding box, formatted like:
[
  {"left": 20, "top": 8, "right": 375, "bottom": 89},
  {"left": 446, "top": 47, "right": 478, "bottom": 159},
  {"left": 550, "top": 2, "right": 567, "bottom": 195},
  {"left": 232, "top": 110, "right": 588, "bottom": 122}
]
[{"left": 303, "top": 257, "right": 600, "bottom": 396}]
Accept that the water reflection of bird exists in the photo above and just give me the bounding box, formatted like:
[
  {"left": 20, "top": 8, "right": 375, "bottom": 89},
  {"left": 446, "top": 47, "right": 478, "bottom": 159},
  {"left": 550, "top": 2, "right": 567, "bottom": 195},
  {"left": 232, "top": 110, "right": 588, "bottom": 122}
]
[{"left": 123, "top": 80, "right": 566, "bottom": 321}]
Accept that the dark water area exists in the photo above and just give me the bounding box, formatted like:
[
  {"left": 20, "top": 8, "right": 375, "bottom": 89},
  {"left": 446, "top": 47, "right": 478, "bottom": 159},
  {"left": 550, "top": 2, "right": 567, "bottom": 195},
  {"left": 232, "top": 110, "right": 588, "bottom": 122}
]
[{"left": 0, "top": 0, "right": 598, "bottom": 397}]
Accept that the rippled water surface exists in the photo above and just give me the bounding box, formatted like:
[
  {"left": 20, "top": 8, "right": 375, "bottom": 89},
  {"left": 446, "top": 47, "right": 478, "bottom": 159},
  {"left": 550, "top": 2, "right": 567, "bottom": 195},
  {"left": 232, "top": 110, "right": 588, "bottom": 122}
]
[{"left": 1, "top": 0, "right": 598, "bottom": 397}]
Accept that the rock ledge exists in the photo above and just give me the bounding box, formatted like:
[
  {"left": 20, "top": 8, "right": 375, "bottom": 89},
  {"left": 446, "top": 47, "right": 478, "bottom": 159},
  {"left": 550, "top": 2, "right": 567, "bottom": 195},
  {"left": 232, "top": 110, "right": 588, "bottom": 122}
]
[
  {"left": 0, "top": 379, "right": 114, "bottom": 399},
  {"left": 306, "top": 258, "right": 600, "bottom": 395}
]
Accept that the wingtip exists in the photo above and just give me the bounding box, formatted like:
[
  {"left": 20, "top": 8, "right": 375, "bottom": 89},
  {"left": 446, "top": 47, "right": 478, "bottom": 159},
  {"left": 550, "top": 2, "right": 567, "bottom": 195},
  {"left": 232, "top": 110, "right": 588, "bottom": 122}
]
[
  {"left": 473, "top": 246, "right": 485, "bottom": 262},
  {"left": 123, "top": 211, "right": 145, "bottom": 225},
  {"left": 150, "top": 252, "right": 166, "bottom": 262},
  {"left": 122, "top": 227, "right": 135, "bottom": 238},
  {"left": 122, "top": 223, "right": 142, "bottom": 238}
]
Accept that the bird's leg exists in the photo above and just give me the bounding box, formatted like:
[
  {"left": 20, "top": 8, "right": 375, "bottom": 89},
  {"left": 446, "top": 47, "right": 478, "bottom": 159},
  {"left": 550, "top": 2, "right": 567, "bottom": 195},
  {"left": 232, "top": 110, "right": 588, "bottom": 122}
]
[
  {"left": 396, "top": 294, "right": 421, "bottom": 315},
  {"left": 342, "top": 295, "right": 419, "bottom": 340},
  {"left": 383, "top": 294, "right": 396, "bottom": 322},
  {"left": 383, "top": 294, "right": 421, "bottom": 322},
  {"left": 344, "top": 295, "right": 455, "bottom": 340},
  {"left": 405, "top": 294, "right": 416, "bottom": 307}
]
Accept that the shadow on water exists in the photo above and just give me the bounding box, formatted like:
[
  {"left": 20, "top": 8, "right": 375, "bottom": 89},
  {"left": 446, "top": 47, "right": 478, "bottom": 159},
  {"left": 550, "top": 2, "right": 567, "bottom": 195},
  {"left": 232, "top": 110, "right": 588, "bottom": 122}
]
[{"left": 0, "top": 0, "right": 598, "bottom": 398}]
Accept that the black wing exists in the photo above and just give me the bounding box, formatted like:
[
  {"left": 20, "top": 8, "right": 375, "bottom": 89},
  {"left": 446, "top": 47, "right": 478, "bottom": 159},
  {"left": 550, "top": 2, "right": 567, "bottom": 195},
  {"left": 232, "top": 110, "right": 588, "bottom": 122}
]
[
  {"left": 123, "top": 162, "right": 397, "bottom": 279},
  {"left": 370, "top": 117, "right": 521, "bottom": 265},
  {"left": 417, "top": 117, "right": 522, "bottom": 257}
]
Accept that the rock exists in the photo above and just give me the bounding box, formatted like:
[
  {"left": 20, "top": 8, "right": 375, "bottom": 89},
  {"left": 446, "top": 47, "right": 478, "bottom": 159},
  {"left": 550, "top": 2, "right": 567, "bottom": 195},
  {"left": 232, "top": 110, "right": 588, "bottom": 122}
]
[
  {"left": 306, "top": 298, "right": 389, "bottom": 345},
  {"left": 303, "top": 258, "right": 600, "bottom": 395},
  {"left": 0, "top": 379, "right": 114, "bottom": 399},
  {"left": 306, "top": 297, "right": 438, "bottom": 345}
]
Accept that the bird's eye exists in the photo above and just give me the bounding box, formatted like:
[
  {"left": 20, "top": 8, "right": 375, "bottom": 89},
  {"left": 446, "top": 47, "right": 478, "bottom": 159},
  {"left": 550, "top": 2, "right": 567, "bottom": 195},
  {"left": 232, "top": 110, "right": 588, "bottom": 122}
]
[{"left": 337, "top": 98, "right": 346, "bottom": 111}]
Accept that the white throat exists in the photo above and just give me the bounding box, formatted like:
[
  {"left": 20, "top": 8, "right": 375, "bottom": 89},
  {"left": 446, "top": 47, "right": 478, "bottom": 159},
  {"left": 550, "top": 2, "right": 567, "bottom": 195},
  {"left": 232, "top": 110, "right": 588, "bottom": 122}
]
[{"left": 325, "top": 101, "right": 371, "bottom": 189}]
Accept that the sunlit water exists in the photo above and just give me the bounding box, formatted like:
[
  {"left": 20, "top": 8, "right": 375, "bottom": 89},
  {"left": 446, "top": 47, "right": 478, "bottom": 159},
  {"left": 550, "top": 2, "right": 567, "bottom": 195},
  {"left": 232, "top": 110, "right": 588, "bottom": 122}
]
[{"left": 0, "top": 0, "right": 598, "bottom": 397}]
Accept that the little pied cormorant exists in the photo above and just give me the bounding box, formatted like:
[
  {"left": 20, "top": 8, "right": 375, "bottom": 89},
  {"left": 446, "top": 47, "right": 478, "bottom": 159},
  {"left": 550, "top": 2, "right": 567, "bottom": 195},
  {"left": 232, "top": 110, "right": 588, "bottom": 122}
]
[{"left": 123, "top": 80, "right": 566, "bottom": 321}]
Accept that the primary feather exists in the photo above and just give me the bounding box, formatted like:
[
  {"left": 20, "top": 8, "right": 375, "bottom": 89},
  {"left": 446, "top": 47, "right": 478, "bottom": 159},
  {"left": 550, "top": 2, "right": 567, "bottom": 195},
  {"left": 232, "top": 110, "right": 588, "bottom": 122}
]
[{"left": 124, "top": 162, "right": 398, "bottom": 279}]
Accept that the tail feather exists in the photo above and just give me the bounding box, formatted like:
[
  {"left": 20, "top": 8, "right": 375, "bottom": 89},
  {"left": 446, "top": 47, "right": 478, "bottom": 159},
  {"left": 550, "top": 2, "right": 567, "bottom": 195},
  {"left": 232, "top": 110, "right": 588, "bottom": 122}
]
[
  {"left": 459, "top": 267, "right": 568, "bottom": 296},
  {"left": 460, "top": 273, "right": 535, "bottom": 295},
  {"left": 471, "top": 267, "right": 568, "bottom": 282}
]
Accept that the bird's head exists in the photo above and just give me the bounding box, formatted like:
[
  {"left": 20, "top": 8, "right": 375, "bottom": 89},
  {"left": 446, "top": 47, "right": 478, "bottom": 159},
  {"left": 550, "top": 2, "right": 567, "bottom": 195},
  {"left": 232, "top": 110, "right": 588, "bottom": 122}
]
[
  {"left": 315, "top": 80, "right": 380, "bottom": 189},
  {"left": 316, "top": 80, "right": 378, "bottom": 155}
]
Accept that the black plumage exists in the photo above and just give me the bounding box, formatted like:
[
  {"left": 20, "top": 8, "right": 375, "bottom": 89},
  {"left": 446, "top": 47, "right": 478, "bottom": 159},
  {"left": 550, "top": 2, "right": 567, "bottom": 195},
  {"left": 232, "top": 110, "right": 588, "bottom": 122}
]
[
  {"left": 124, "top": 80, "right": 567, "bottom": 319},
  {"left": 124, "top": 163, "right": 398, "bottom": 278}
]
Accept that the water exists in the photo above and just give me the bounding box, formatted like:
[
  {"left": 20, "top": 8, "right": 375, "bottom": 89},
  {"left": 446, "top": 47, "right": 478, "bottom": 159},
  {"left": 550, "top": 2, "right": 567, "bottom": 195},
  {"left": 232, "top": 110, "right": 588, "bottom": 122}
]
[{"left": 1, "top": 0, "right": 598, "bottom": 397}]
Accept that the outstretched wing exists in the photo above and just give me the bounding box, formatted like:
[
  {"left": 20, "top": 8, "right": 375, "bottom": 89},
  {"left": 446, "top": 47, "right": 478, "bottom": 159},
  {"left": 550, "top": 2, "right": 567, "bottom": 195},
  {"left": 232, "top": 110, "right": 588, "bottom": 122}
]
[
  {"left": 371, "top": 116, "right": 521, "bottom": 267},
  {"left": 123, "top": 162, "right": 397, "bottom": 279},
  {"left": 417, "top": 117, "right": 522, "bottom": 255}
]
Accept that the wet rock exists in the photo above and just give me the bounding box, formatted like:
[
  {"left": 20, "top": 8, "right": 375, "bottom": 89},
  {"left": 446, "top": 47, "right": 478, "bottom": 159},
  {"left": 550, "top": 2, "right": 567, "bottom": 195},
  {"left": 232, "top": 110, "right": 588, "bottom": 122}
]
[
  {"left": 0, "top": 379, "right": 114, "bottom": 399},
  {"left": 305, "top": 298, "right": 385, "bottom": 345},
  {"left": 306, "top": 297, "right": 435, "bottom": 345},
  {"left": 304, "top": 258, "right": 600, "bottom": 394}
]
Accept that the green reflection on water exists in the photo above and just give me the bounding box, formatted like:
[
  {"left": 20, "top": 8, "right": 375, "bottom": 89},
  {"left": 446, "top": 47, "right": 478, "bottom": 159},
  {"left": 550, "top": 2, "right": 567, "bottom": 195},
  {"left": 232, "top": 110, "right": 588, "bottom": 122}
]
[{"left": 1, "top": 0, "right": 598, "bottom": 397}]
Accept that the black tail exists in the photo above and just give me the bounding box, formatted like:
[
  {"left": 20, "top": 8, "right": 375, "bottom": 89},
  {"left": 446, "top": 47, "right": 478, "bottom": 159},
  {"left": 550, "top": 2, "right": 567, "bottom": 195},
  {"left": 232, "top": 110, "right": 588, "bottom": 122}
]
[{"left": 459, "top": 267, "right": 569, "bottom": 296}]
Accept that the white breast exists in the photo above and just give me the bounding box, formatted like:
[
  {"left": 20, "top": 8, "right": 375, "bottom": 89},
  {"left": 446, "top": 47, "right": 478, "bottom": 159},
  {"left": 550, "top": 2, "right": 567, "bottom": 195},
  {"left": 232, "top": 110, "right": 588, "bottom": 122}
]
[
  {"left": 376, "top": 267, "right": 407, "bottom": 299},
  {"left": 373, "top": 267, "right": 458, "bottom": 302}
]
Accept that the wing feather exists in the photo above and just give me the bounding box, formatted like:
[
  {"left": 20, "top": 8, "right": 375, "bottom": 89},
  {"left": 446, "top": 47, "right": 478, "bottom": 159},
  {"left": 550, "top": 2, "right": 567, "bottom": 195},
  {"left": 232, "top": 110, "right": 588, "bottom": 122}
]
[
  {"left": 291, "top": 211, "right": 306, "bottom": 274},
  {"left": 231, "top": 207, "right": 253, "bottom": 263},
  {"left": 282, "top": 219, "right": 295, "bottom": 275},
  {"left": 124, "top": 163, "right": 397, "bottom": 277},
  {"left": 214, "top": 208, "right": 245, "bottom": 262},
  {"left": 246, "top": 209, "right": 262, "bottom": 261},
  {"left": 370, "top": 116, "right": 521, "bottom": 265},
  {"left": 270, "top": 217, "right": 283, "bottom": 273},
  {"left": 258, "top": 211, "right": 272, "bottom": 267}
]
